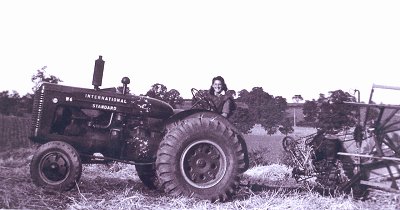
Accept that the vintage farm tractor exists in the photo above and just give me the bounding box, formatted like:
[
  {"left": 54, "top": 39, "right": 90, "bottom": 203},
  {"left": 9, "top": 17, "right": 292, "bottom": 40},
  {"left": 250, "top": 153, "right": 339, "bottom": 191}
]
[
  {"left": 29, "top": 56, "right": 249, "bottom": 202},
  {"left": 283, "top": 84, "right": 400, "bottom": 198}
]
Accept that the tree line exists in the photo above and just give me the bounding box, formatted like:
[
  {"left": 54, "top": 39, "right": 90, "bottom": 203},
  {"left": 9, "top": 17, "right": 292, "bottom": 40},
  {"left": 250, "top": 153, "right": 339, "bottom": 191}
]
[
  {"left": 300, "top": 90, "right": 379, "bottom": 131},
  {"left": 1, "top": 67, "right": 367, "bottom": 135}
]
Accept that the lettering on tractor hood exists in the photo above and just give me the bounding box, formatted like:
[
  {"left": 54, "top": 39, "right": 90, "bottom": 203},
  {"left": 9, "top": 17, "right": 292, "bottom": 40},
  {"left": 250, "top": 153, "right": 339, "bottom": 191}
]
[
  {"left": 92, "top": 103, "right": 117, "bottom": 111},
  {"left": 85, "top": 93, "right": 127, "bottom": 104}
]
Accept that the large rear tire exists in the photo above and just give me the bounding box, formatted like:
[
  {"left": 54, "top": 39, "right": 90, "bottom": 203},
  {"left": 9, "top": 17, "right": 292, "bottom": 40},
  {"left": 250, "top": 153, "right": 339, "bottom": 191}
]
[
  {"left": 30, "top": 141, "right": 82, "bottom": 191},
  {"left": 156, "top": 117, "right": 246, "bottom": 202},
  {"left": 135, "top": 164, "right": 158, "bottom": 189}
]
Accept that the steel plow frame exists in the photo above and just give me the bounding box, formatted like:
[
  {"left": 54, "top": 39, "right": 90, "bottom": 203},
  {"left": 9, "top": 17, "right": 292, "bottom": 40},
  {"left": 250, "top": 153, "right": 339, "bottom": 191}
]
[
  {"left": 284, "top": 83, "right": 400, "bottom": 196},
  {"left": 339, "top": 84, "right": 400, "bottom": 193}
]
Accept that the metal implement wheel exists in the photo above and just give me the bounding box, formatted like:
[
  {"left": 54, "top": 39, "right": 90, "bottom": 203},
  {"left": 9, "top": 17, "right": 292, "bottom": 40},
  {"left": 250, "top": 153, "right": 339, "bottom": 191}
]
[
  {"left": 30, "top": 141, "right": 82, "bottom": 191},
  {"left": 282, "top": 136, "right": 296, "bottom": 152}
]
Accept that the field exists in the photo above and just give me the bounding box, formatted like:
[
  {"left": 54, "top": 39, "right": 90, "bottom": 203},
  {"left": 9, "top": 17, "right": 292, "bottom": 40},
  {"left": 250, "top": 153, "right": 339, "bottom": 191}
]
[{"left": 0, "top": 115, "right": 399, "bottom": 209}]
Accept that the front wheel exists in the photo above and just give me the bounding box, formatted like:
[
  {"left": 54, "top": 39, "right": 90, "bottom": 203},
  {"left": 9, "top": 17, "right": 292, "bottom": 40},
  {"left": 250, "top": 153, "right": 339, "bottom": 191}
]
[
  {"left": 30, "top": 141, "right": 82, "bottom": 191},
  {"left": 156, "top": 117, "right": 246, "bottom": 202}
]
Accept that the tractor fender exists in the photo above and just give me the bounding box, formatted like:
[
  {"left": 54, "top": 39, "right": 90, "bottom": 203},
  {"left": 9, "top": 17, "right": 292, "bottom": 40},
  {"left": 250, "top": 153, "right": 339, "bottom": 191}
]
[{"left": 167, "top": 110, "right": 239, "bottom": 133}]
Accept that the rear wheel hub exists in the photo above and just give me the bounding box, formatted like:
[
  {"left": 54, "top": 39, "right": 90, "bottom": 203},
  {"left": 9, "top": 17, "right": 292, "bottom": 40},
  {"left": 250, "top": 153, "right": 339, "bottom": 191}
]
[{"left": 180, "top": 140, "right": 227, "bottom": 188}]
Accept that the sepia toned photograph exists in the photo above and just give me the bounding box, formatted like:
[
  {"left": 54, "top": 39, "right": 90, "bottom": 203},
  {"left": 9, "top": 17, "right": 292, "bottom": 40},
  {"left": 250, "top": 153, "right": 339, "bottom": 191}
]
[{"left": 0, "top": 1, "right": 399, "bottom": 209}]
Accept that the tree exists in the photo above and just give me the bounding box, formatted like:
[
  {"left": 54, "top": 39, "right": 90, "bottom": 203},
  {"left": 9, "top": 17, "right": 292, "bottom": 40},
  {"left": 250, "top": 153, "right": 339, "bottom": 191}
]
[
  {"left": 226, "top": 90, "right": 237, "bottom": 98},
  {"left": 146, "top": 83, "right": 183, "bottom": 108},
  {"left": 146, "top": 83, "right": 168, "bottom": 100},
  {"left": 292, "top": 94, "right": 303, "bottom": 102},
  {"left": 302, "top": 99, "right": 318, "bottom": 126},
  {"left": 302, "top": 90, "right": 357, "bottom": 131},
  {"left": 318, "top": 90, "right": 357, "bottom": 130},
  {"left": 19, "top": 93, "right": 34, "bottom": 114},
  {"left": 164, "top": 89, "right": 184, "bottom": 109},
  {"left": 0, "top": 90, "right": 21, "bottom": 116},
  {"left": 237, "top": 89, "right": 249, "bottom": 99},
  {"left": 235, "top": 87, "right": 288, "bottom": 135},
  {"left": 279, "top": 117, "right": 294, "bottom": 135},
  {"left": 230, "top": 107, "right": 255, "bottom": 134},
  {"left": 292, "top": 94, "right": 303, "bottom": 127},
  {"left": 31, "top": 66, "right": 62, "bottom": 92}
]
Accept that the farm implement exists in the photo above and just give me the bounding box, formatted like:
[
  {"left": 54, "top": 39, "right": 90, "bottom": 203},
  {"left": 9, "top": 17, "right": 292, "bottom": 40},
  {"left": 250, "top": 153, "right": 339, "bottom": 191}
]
[{"left": 282, "top": 84, "right": 400, "bottom": 198}]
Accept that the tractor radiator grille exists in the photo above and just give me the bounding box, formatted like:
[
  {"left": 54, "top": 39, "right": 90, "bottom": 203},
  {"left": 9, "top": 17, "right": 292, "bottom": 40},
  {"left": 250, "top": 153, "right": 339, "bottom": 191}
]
[{"left": 31, "top": 86, "right": 45, "bottom": 137}]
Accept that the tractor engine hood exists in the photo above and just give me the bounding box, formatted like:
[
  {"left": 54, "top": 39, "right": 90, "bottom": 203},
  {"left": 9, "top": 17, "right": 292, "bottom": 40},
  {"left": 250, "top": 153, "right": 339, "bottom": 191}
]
[
  {"left": 38, "top": 83, "right": 174, "bottom": 119},
  {"left": 134, "top": 96, "right": 174, "bottom": 118}
]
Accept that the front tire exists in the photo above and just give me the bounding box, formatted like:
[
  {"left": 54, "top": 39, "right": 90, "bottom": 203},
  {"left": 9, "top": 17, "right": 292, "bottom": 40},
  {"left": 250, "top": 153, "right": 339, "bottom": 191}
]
[
  {"left": 30, "top": 141, "right": 82, "bottom": 191},
  {"left": 156, "top": 117, "right": 246, "bottom": 202}
]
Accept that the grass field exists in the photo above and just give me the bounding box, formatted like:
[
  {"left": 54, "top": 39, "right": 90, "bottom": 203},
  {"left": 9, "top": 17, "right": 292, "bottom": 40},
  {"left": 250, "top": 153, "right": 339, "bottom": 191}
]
[
  {"left": 0, "top": 115, "right": 400, "bottom": 209},
  {"left": 245, "top": 135, "right": 286, "bottom": 167}
]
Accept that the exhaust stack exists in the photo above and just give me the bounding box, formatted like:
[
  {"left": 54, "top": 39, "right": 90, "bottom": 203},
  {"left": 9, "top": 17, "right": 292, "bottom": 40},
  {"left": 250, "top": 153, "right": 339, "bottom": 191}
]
[{"left": 92, "top": 56, "right": 105, "bottom": 90}]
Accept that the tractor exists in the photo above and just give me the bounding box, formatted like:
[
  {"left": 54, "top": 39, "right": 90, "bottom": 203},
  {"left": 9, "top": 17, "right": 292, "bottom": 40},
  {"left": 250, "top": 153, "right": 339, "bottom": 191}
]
[{"left": 29, "top": 56, "right": 249, "bottom": 202}]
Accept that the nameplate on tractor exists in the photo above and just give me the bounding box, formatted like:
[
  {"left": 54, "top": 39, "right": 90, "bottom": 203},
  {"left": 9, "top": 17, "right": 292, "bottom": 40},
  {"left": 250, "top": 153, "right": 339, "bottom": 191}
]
[{"left": 85, "top": 93, "right": 127, "bottom": 104}]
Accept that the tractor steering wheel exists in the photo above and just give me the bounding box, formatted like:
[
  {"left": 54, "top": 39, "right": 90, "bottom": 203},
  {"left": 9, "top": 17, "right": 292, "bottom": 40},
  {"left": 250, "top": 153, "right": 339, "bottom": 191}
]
[{"left": 190, "top": 88, "right": 217, "bottom": 111}]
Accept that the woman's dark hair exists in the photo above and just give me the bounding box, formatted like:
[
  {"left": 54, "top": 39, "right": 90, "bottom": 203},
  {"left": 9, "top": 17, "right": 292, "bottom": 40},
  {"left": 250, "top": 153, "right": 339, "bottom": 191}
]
[{"left": 209, "top": 76, "right": 228, "bottom": 95}]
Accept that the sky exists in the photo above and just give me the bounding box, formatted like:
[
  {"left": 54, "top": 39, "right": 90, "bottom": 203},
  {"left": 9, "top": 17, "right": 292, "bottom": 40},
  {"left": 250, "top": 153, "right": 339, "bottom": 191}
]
[{"left": 1, "top": 1, "right": 400, "bottom": 104}]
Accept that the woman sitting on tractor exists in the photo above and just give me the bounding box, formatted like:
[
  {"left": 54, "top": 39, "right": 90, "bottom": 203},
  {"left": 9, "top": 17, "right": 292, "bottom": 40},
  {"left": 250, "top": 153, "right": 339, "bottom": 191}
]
[{"left": 208, "top": 76, "right": 236, "bottom": 118}]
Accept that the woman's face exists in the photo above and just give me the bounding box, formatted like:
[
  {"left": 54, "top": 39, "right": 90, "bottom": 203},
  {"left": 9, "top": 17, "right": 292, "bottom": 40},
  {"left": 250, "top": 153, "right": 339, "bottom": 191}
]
[{"left": 212, "top": 79, "right": 223, "bottom": 94}]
